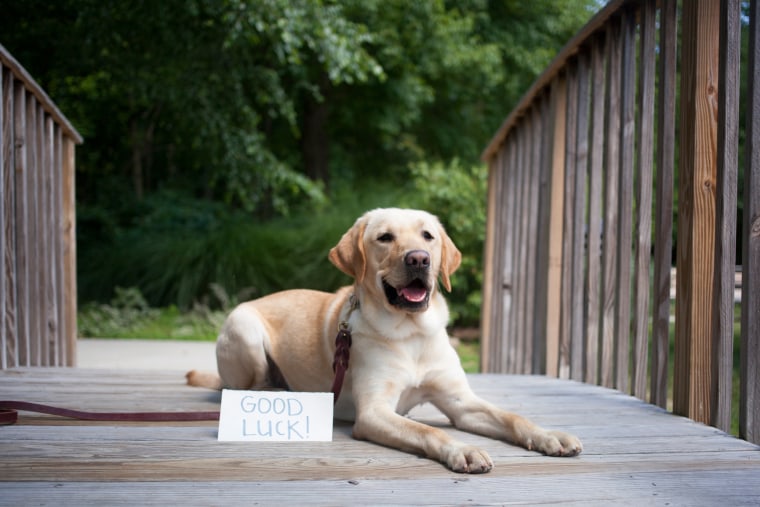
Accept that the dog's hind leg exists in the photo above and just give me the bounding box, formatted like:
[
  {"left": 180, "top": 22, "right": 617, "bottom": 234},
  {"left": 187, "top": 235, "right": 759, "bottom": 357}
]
[{"left": 215, "top": 304, "right": 272, "bottom": 390}]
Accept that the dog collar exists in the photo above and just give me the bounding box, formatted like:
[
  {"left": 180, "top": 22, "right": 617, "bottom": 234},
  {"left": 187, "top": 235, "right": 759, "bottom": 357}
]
[{"left": 331, "top": 295, "right": 359, "bottom": 405}]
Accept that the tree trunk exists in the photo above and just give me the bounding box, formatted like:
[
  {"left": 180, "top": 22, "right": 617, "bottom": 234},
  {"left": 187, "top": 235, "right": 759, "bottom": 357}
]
[{"left": 301, "top": 78, "right": 331, "bottom": 185}]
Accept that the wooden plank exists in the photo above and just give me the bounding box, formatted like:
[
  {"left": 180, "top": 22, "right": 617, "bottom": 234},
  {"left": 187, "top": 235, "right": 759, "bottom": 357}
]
[
  {"left": 1, "top": 68, "right": 15, "bottom": 370},
  {"left": 740, "top": 0, "right": 760, "bottom": 445},
  {"left": 615, "top": 7, "right": 636, "bottom": 394},
  {"left": 601, "top": 17, "right": 622, "bottom": 389},
  {"left": 0, "top": 64, "right": 4, "bottom": 369},
  {"left": 559, "top": 61, "right": 579, "bottom": 380},
  {"left": 545, "top": 76, "right": 567, "bottom": 377},
  {"left": 650, "top": 0, "right": 677, "bottom": 409},
  {"left": 570, "top": 52, "right": 589, "bottom": 381},
  {"left": 711, "top": 0, "right": 741, "bottom": 433},
  {"left": 482, "top": 147, "right": 505, "bottom": 373},
  {"left": 36, "top": 104, "right": 50, "bottom": 366},
  {"left": 523, "top": 105, "right": 543, "bottom": 373},
  {"left": 674, "top": 0, "right": 721, "bottom": 425},
  {"left": 13, "top": 81, "right": 28, "bottom": 367},
  {"left": 487, "top": 138, "right": 512, "bottom": 373},
  {"left": 480, "top": 149, "right": 499, "bottom": 372},
  {"left": 62, "top": 136, "right": 77, "bottom": 366},
  {"left": 498, "top": 135, "right": 519, "bottom": 373},
  {"left": 532, "top": 95, "right": 553, "bottom": 374},
  {"left": 2, "top": 469, "right": 760, "bottom": 507},
  {"left": 585, "top": 35, "right": 606, "bottom": 386},
  {"left": 53, "top": 126, "right": 65, "bottom": 366},
  {"left": 43, "top": 116, "right": 60, "bottom": 366},
  {"left": 26, "top": 95, "right": 40, "bottom": 366},
  {"left": 632, "top": 0, "right": 656, "bottom": 400},
  {"left": 512, "top": 119, "right": 529, "bottom": 373}
]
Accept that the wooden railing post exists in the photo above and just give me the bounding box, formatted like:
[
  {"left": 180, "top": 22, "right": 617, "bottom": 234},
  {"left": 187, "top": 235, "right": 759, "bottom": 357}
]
[
  {"left": 741, "top": 0, "right": 760, "bottom": 445},
  {"left": 545, "top": 76, "right": 567, "bottom": 378},
  {"left": 650, "top": 0, "right": 678, "bottom": 410},
  {"left": 711, "top": 0, "right": 741, "bottom": 434},
  {"left": 674, "top": 0, "right": 721, "bottom": 426},
  {"left": 62, "top": 137, "right": 77, "bottom": 366}
]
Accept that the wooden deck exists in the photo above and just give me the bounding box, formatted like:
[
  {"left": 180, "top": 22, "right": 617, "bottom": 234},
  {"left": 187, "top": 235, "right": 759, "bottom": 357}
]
[{"left": 1, "top": 368, "right": 759, "bottom": 505}]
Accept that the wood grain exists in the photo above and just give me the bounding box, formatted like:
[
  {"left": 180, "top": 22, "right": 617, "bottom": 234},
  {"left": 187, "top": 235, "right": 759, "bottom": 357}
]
[{"left": 674, "top": 0, "right": 720, "bottom": 425}]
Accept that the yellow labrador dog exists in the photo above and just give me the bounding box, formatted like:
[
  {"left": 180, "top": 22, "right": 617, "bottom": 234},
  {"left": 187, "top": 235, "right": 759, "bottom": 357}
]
[{"left": 187, "top": 208, "right": 582, "bottom": 473}]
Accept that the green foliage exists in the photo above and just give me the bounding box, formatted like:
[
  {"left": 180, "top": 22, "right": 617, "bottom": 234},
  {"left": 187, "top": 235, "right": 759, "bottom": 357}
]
[
  {"left": 79, "top": 286, "right": 225, "bottom": 341},
  {"left": 78, "top": 183, "right": 410, "bottom": 310},
  {"left": 2, "top": 0, "right": 596, "bottom": 215},
  {"left": 4, "top": 0, "right": 598, "bottom": 325}
]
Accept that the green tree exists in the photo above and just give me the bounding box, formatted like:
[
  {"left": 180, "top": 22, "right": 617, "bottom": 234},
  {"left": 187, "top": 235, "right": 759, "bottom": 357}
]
[{"left": 2, "top": 0, "right": 597, "bottom": 317}]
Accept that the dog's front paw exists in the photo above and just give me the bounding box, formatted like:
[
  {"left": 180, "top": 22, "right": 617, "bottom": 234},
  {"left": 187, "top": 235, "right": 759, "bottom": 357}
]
[
  {"left": 531, "top": 430, "right": 583, "bottom": 457},
  {"left": 442, "top": 444, "right": 493, "bottom": 474}
]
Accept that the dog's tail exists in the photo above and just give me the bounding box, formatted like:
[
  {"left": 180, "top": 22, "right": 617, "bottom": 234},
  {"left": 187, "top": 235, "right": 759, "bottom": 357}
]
[{"left": 186, "top": 370, "right": 223, "bottom": 390}]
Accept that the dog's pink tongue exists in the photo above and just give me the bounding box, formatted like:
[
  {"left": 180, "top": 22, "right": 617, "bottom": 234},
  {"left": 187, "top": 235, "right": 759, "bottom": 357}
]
[{"left": 399, "top": 286, "right": 427, "bottom": 302}]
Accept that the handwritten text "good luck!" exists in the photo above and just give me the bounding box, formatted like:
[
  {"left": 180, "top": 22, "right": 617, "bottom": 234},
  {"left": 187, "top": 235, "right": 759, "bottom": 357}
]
[{"left": 217, "top": 390, "right": 333, "bottom": 442}]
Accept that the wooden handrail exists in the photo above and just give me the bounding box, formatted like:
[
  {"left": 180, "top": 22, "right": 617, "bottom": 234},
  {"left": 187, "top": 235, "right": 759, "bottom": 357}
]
[{"left": 0, "top": 43, "right": 83, "bottom": 144}]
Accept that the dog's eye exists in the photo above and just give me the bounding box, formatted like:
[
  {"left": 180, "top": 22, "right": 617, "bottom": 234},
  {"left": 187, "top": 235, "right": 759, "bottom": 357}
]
[
  {"left": 377, "top": 233, "right": 394, "bottom": 243},
  {"left": 422, "top": 230, "right": 434, "bottom": 241}
]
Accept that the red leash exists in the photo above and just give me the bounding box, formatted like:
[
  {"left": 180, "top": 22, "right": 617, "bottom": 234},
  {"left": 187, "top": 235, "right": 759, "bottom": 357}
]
[
  {"left": 0, "top": 400, "right": 219, "bottom": 426},
  {"left": 330, "top": 294, "right": 358, "bottom": 405},
  {"left": 331, "top": 326, "right": 352, "bottom": 404}
]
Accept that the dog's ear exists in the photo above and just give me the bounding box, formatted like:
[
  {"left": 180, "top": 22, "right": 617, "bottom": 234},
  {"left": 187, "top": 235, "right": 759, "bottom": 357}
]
[
  {"left": 439, "top": 225, "right": 462, "bottom": 292},
  {"left": 329, "top": 218, "right": 367, "bottom": 284}
]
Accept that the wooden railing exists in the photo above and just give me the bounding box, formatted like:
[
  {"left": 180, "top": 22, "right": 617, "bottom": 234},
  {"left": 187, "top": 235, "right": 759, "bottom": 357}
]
[
  {"left": 480, "top": 0, "right": 759, "bottom": 445},
  {"left": 1, "top": 43, "right": 82, "bottom": 368}
]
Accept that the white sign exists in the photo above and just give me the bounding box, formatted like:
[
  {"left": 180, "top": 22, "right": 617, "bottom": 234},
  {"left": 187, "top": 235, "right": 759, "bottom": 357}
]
[{"left": 217, "top": 390, "right": 334, "bottom": 442}]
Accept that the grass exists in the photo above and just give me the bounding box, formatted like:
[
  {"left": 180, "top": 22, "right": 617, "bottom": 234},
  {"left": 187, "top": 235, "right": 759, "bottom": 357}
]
[
  {"left": 78, "top": 288, "right": 482, "bottom": 371},
  {"left": 78, "top": 287, "right": 224, "bottom": 341}
]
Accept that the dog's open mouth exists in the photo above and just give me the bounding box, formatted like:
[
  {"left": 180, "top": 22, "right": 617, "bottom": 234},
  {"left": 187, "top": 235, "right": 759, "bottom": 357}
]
[{"left": 383, "top": 278, "right": 430, "bottom": 310}]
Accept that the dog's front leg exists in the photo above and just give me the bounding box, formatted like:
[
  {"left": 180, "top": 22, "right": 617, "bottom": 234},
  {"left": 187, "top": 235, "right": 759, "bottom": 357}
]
[
  {"left": 435, "top": 391, "right": 582, "bottom": 457},
  {"left": 352, "top": 406, "right": 493, "bottom": 473}
]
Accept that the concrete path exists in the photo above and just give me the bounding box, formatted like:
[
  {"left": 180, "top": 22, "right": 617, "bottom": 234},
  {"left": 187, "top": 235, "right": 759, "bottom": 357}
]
[{"left": 76, "top": 338, "right": 217, "bottom": 372}]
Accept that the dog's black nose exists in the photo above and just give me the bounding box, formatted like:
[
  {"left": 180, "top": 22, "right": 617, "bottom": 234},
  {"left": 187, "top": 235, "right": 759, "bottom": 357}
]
[{"left": 405, "top": 250, "right": 430, "bottom": 268}]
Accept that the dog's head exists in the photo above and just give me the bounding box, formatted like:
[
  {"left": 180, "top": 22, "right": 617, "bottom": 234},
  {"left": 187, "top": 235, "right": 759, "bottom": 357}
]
[{"left": 328, "top": 208, "right": 461, "bottom": 313}]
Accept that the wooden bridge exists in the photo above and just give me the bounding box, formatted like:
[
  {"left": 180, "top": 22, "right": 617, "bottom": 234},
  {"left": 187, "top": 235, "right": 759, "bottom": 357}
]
[{"left": 1, "top": 0, "right": 759, "bottom": 504}]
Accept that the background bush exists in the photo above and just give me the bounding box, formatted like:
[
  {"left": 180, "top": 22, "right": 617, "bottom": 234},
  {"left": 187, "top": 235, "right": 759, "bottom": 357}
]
[{"left": 79, "top": 161, "right": 486, "bottom": 326}]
